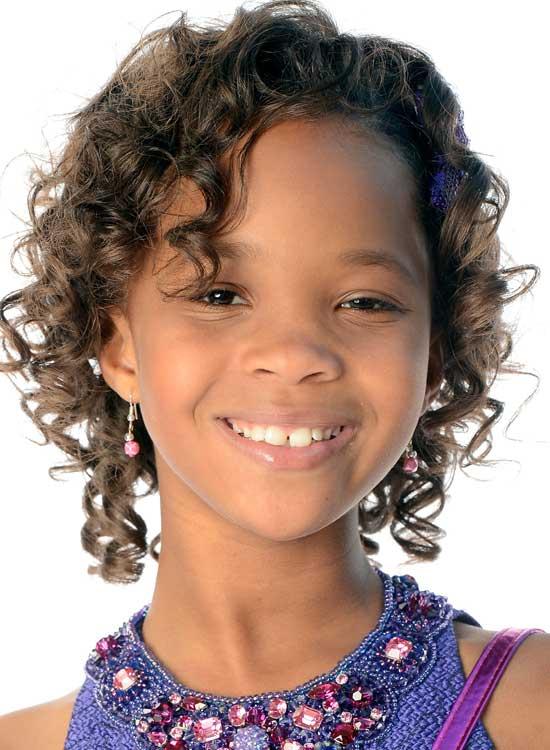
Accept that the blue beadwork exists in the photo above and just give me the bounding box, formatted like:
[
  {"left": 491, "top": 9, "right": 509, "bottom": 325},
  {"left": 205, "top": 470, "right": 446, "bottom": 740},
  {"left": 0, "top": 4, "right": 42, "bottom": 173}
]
[{"left": 84, "top": 568, "right": 457, "bottom": 750}]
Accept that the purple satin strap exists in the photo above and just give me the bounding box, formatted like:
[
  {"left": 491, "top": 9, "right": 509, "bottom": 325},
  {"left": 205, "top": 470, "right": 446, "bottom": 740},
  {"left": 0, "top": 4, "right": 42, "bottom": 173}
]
[{"left": 432, "top": 626, "right": 545, "bottom": 750}]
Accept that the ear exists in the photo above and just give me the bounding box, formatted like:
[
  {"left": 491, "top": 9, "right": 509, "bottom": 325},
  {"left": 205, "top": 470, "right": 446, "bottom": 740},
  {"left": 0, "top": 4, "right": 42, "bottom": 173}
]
[
  {"left": 422, "top": 326, "right": 445, "bottom": 414},
  {"left": 98, "top": 307, "right": 140, "bottom": 402}
]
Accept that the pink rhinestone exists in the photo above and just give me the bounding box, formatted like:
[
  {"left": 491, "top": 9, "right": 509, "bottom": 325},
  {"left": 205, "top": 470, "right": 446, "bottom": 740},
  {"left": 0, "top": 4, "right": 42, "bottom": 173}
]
[
  {"left": 322, "top": 696, "right": 339, "bottom": 713},
  {"left": 350, "top": 687, "right": 373, "bottom": 707},
  {"left": 271, "top": 725, "right": 289, "bottom": 746},
  {"left": 353, "top": 717, "right": 375, "bottom": 731},
  {"left": 335, "top": 673, "right": 348, "bottom": 685},
  {"left": 228, "top": 704, "right": 247, "bottom": 726},
  {"left": 169, "top": 692, "right": 182, "bottom": 705},
  {"left": 263, "top": 718, "right": 279, "bottom": 733},
  {"left": 370, "top": 707, "right": 383, "bottom": 720},
  {"left": 304, "top": 744, "right": 315, "bottom": 750},
  {"left": 404, "top": 592, "right": 433, "bottom": 618},
  {"left": 182, "top": 695, "right": 208, "bottom": 711},
  {"left": 147, "top": 731, "right": 167, "bottom": 746},
  {"left": 136, "top": 719, "right": 149, "bottom": 732},
  {"left": 95, "top": 635, "right": 118, "bottom": 658},
  {"left": 113, "top": 666, "right": 139, "bottom": 691},
  {"left": 340, "top": 711, "right": 352, "bottom": 723},
  {"left": 331, "top": 723, "right": 355, "bottom": 745},
  {"left": 267, "top": 697, "right": 287, "bottom": 719},
  {"left": 193, "top": 716, "right": 222, "bottom": 742},
  {"left": 403, "top": 455, "right": 418, "bottom": 472},
  {"left": 246, "top": 707, "right": 266, "bottom": 726},
  {"left": 384, "top": 636, "right": 413, "bottom": 662},
  {"left": 292, "top": 705, "right": 324, "bottom": 731},
  {"left": 307, "top": 682, "right": 339, "bottom": 699},
  {"left": 124, "top": 440, "right": 140, "bottom": 457},
  {"left": 152, "top": 702, "right": 174, "bottom": 724},
  {"left": 166, "top": 741, "right": 185, "bottom": 750},
  {"left": 282, "top": 741, "right": 303, "bottom": 750},
  {"left": 170, "top": 726, "right": 184, "bottom": 739}
]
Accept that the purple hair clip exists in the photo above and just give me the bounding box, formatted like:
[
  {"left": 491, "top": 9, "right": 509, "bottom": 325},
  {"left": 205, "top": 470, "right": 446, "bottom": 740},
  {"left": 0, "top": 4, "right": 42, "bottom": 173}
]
[{"left": 413, "top": 86, "right": 469, "bottom": 214}]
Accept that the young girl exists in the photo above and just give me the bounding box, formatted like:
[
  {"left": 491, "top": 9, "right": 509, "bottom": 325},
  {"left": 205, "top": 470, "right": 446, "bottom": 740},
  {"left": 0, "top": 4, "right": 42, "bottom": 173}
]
[{"left": 0, "top": 1, "right": 547, "bottom": 748}]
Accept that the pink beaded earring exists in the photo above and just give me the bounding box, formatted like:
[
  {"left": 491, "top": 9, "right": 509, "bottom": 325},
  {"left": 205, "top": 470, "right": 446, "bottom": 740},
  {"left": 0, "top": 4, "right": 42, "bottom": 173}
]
[
  {"left": 402, "top": 439, "right": 419, "bottom": 473},
  {"left": 123, "top": 393, "right": 141, "bottom": 457}
]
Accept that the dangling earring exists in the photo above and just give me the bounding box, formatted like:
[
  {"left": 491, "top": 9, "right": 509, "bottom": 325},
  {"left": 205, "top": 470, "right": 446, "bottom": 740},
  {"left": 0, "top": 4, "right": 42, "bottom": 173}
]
[
  {"left": 402, "top": 439, "right": 418, "bottom": 473},
  {"left": 123, "top": 393, "right": 140, "bottom": 457}
]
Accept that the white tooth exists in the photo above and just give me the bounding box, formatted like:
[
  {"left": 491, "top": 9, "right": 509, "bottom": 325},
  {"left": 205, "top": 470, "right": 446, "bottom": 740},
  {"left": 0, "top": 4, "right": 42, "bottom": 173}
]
[
  {"left": 250, "top": 425, "right": 267, "bottom": 442},
  {"left": 289, "top": 427, "right": 313, "bottom": 447},
  {"left": 226, "top": 419, "right": 343, "bottom": 447},
  {"left": 247, "top": 424, "right": 286, "bottom": 444},
  {"left": 264, "top": 426, "right": 289, "bottom": 446}
]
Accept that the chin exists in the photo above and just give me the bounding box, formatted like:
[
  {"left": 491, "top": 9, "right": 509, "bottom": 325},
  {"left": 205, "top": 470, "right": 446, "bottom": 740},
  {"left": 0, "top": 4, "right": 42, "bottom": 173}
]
[{"left": 218, "top": 497, "right": 341, "bottom": 544}]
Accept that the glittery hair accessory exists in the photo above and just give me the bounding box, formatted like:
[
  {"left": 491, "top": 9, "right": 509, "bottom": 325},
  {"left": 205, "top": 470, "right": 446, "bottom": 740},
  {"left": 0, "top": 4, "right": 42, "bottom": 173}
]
[
  {"left": 414, "top": 86, "right": 470, "bottom": 214},
  {"left": 86, "top": 569, "right": 454, "bottom": 750}
]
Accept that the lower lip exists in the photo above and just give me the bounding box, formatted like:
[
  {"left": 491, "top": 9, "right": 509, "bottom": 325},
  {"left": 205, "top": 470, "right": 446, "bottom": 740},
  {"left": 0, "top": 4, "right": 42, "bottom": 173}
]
[{"left": 215, "top": 418, "right": 357, "bottom": 470}]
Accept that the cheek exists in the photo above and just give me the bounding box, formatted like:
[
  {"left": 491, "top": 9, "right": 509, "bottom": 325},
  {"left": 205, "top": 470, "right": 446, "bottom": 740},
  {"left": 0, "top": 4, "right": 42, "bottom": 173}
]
[
  {"left": 327, "top": 325, "right": 431, "bottom": 492},
  {"left": 135, "top": 323, "right": 215, "bottom": 440},
  {"left": 355, "top": 323, "right": 431, "bottom": 427}
]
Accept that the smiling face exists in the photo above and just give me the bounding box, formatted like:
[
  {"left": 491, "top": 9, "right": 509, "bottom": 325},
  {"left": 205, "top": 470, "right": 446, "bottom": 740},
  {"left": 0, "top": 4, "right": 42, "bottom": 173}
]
[{"left": 100, "top": 116, "right": 442, "bottom": 543}]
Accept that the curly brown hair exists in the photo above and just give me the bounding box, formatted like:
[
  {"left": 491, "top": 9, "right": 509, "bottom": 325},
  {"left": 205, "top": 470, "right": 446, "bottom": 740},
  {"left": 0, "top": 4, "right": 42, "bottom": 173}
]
[{"left": 0, "top": 0, "right": 539, "bottom": 584}]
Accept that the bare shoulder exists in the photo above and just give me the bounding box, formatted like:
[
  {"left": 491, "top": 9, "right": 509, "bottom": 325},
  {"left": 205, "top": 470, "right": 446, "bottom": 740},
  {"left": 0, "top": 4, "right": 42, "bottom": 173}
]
[
  {"left": 453, "top": 621, "right": 550, "bottom": 749},
  {"left": 0, "top": 687, "right": 80, "bottom": 750}
]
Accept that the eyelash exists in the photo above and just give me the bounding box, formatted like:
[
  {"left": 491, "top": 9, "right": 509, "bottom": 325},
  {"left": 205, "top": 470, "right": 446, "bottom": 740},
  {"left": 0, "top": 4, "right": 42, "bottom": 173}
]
[{"left": 192, "top": 287, "right": 401, "bottom": 314}]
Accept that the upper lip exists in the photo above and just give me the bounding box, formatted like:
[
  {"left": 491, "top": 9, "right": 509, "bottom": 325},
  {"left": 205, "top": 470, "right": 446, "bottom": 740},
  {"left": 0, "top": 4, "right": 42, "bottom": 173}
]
[{"left": 217, "top": 409, "right": 358, "bottom": 428}]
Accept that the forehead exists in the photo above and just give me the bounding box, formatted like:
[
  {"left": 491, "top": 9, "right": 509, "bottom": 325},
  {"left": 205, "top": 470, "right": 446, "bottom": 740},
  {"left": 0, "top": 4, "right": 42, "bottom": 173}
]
[{"left": 151, "top": 117, "right": 428, "bottom": 284}]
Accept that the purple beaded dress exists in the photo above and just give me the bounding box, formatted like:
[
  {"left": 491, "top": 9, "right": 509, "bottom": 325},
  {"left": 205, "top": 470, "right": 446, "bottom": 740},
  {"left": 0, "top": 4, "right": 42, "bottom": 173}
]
[{"left": 63, "top": 568, "right": 497, "bottom": 749}]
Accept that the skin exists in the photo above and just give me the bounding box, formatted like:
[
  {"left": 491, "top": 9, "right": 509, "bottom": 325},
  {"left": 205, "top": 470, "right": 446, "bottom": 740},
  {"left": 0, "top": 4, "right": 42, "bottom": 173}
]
[{"left": 97, "top": 116, "right": 443, "bottom": 696}]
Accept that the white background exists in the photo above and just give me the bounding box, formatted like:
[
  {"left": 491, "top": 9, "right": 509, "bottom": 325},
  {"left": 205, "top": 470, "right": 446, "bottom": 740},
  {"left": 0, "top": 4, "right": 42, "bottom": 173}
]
[{"left": 1, "top": 0, "right": 548, "bottom": 715}]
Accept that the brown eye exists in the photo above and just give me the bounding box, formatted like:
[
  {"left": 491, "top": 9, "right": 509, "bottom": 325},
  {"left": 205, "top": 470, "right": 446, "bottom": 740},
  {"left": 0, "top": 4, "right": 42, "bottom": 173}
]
[
  {"left": 194, "top": 288, "right": 243, "bottom": 307},
  {"left": 340, "top": 296, "right": 401, "bottom": 313}
]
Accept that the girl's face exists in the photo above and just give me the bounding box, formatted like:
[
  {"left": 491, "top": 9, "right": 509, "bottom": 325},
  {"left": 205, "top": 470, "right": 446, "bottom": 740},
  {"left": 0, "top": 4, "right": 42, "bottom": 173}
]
[{"left": 102, "top": 117, "right": 441, "bottom": 542}]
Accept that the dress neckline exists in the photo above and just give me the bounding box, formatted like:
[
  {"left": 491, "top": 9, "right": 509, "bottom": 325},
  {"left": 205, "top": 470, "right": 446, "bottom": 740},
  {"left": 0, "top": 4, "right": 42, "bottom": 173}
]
[
  {"left": 129, "top": 564, "right": 392, "bottom": 704},
  {"left": 86, "top": 567, "right": 456, "bottom": 749}
]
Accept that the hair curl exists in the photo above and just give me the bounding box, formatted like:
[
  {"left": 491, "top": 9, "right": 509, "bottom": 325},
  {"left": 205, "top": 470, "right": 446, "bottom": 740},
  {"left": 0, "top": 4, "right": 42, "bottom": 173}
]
[{"left": 0, "top": 0, "right": 539, "bottom": 583}]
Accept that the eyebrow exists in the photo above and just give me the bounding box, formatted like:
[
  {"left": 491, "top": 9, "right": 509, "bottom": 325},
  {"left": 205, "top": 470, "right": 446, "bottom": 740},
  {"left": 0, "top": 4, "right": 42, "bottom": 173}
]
[{"left": 214, "top": 238, "right": 419, "bottom": 285}]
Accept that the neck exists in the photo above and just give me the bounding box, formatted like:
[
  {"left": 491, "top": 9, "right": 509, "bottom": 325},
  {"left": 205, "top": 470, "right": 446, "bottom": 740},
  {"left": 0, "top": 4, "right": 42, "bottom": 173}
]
[{"left": 141, "top": 485, "right": 385, "bottom": 698}]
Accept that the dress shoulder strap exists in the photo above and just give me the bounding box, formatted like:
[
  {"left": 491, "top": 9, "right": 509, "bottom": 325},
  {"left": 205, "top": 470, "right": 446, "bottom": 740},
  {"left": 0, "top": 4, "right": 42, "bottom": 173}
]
[{"left": 432, "top": 626, "right": 545, "bottom": 750}]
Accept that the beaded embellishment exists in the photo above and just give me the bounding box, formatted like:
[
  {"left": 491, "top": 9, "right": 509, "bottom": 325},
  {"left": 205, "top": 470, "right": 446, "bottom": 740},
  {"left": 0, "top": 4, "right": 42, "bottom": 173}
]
[{"left": 85, "top": 569, "right": 454, "bottom": 749}]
